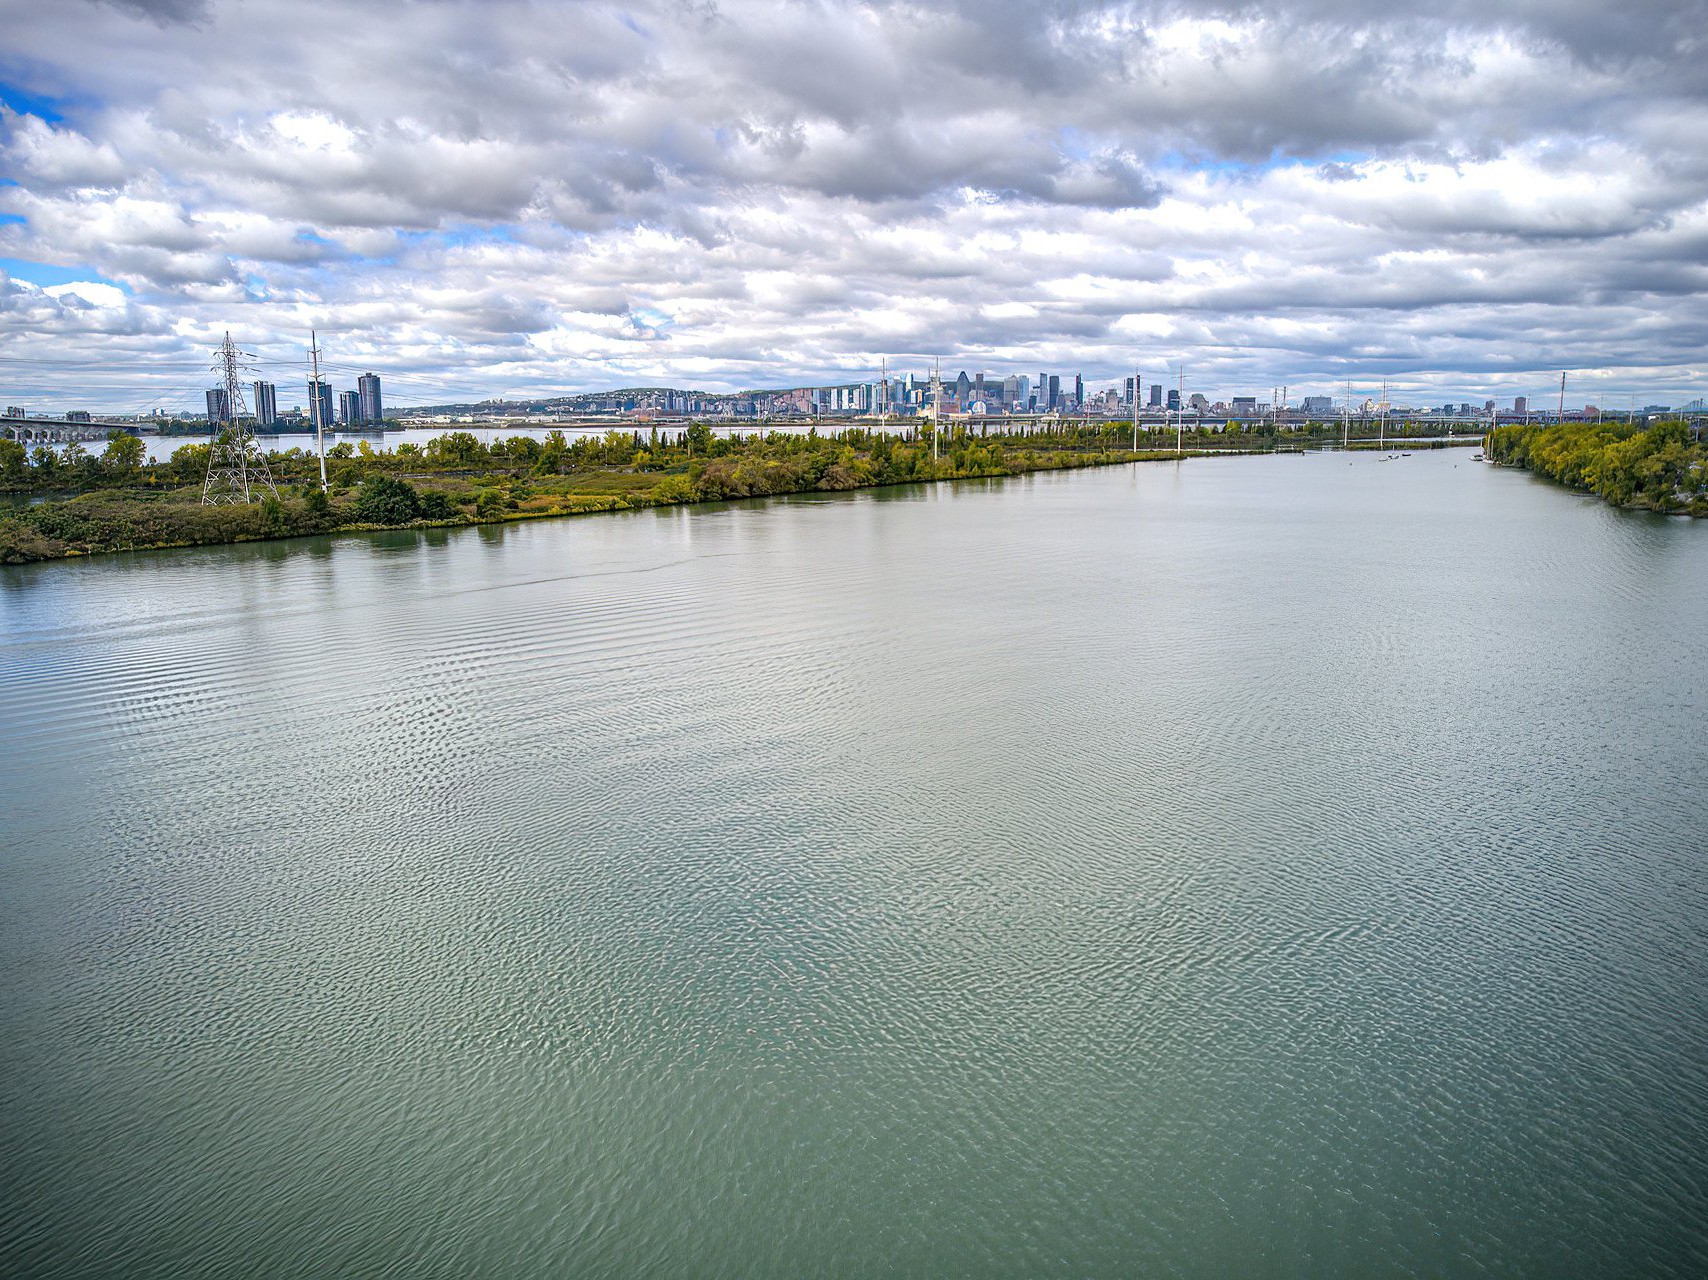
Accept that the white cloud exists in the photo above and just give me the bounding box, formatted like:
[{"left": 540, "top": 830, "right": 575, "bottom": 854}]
[
  {"left": 43, "top": 280, "right": 128, "bottom": 308},
  {"left": 0, "top": 0, "right": 1703, "bottom": 407}
]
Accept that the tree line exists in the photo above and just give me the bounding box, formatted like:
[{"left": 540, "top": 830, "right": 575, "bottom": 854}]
[
  {"left": 1484, "top": 420, "right": 1707, "bottom": 514},
  {"left": 2, "top": 421, "right": 1240, "bottom": 562}
]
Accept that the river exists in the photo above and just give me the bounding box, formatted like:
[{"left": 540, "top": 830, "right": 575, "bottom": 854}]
[{"left": 2, "top": 450, "right": 1704, "bottom": 1277}]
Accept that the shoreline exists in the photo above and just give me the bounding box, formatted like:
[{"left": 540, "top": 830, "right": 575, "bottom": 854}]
[
  {"left": 1483, "top": 419, "right": 1708, "bottom": 518},
  {"left": 3, "top": 444, "right": 1262, "bottom": 566}
]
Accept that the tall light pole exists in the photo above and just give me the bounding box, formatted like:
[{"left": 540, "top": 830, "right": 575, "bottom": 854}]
[
  {"left": 309, "top": 328, "right": 327, "bottom": 492},
  {"left": 1132, "top": 368, "right": 1140, "bottom": 452},
  {"left": 1176, "top": 365, "right": 1184, "bottom": 456}
]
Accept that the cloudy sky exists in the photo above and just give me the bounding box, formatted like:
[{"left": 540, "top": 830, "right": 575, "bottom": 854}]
[{"left": 2, "top": 0, "right": 1705, "bottom": 411}]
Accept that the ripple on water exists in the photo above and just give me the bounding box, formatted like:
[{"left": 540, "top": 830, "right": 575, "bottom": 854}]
[{"left": 2, "top": 453, "right": 1705, "bottom": 1278}]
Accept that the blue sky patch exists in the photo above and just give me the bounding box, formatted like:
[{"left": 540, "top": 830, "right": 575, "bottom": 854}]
[
  {"left": 1157, "top": 148, "right": 1372, "bottom": 178},
  {"left": 0, "top": 81, "right": 66, "bottom": 123},
  {"left": 0, "top": 257, "right": 127, "bottom": 291}
]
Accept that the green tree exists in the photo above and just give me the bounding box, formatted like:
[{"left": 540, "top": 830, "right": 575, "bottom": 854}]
[
  {"left": 0, "top": 438, "right": 26, "bottom": 484},
  {"left": 166, "top": 442, "right": 207, "bottom": 477},
  {"left": 353, "top": 475, "right": 420, "bottom": 524},
  {"left": 259, "top": 494, "right": 287, "bottom": 534},
  {"left": 500, "top": 435, "right": 542, "bottom": 464},
  {"left": 418, "top": 490, "right": 456, "bottom": 520},
  {"left": 426, "top": 431, "right": 484, "bottom": 467},
  {"left": 101, "top": 431, "right": 146, "bottom": 476}
]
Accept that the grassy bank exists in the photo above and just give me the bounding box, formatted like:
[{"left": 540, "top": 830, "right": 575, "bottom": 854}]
[
  {"left": 2, "top": 422, "right": 1261, "bottom": 564},
  {"left": 1484, "top": 420, "right": 1708, "bottom": 515}
]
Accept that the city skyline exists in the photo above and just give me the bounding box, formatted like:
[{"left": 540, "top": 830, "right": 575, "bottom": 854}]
[
  {"left": 1, "top": 2, "right": 1705, "bottom": 408},
  {"left": 15, "top": 360, "right": 1692, "bottom": 425}
]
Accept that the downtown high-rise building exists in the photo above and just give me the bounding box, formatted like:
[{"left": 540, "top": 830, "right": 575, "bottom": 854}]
[
  {"left": 252, "top": 380, "right": 277, "bottom": 427},
  {"left": 205, "top": 388, "right": 230, "bottom": 424},
  {"left": 357, "top": 373, "right": 383, "bottom": 424},
  {"left": 1166, "top": 389, "right": 1181, "bottom": 412},
  {"left": 308, "top": 379, "right": 335, "bottom": 430},
  {"left": 1514, "top": 396, "right": 1528, "bottom": 414},
  {"left": 338, "top": 390, "right": 361, "bottom": 425},
  {"left": 1148, "top": 383, "right": 1163, "bottom": 408}
]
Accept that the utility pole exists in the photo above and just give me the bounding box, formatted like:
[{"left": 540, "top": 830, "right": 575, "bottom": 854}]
[
  {"left": 309, "top": 328, "right": 327, "bottom": 492},
  {"left": 1379, "top": 376, "right": 1389, "bottom": 450},
  {"left": 931, "top": 357, "right": 942, "bottom": 463},
  {"left": 1176, "top": 365, "right": 1184, "bottom": 455},
  {"left": 202, "top": 331, "right": 278, "bottom": 505},
  {"left": 1558, "top": 370, "right": 1567, "bottom": 423},
  {"left": 1132, "top": 368, "right": 1140, "bottom": 452}
]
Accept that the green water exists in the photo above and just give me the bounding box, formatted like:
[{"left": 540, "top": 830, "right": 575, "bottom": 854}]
[{"left": 2, "top": 452, "right": 1704, "bottom": 1277}]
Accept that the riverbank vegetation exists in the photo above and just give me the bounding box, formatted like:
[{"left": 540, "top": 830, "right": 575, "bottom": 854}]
[
  {"left": 1484, "top": 420, "right": 1707, "bottom": 515},
  {"left": 1, "top": 421, "right": 1269, "bottom": 563}
]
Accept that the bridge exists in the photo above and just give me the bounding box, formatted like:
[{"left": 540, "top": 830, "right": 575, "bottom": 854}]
[{"left": 2, "top": 415, "right": 142, "bottom": 446}]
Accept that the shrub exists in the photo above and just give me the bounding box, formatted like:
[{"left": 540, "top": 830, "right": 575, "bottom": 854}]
[
  {"left": 354, "top": 475, "right": 420, "bottom": 524},
  {"left": 418, "top": 490, "right": 456, "bottom": 520}
]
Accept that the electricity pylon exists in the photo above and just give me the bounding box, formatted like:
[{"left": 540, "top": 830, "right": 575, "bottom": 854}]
[{"left": 202, "top": 331, "right": 278, "bottom": 505}]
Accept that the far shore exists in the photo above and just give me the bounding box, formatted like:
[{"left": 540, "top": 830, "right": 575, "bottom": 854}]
[{"left": 2, "top": 422, "right": 1490, "bottom": 565}]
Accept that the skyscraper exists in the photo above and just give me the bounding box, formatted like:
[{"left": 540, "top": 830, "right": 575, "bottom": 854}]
[
  {"left": 1166, "top": 389, "right": 1181, "bottom": 412},
  {"left": 1073, "top": 374, "right": 1083, "bottom": 407},
  {"left": 1047, "top": 375, "right": 1060, "bottom": 408},
  {"left": 252, "top": 381, "right": 277, "bottom": 428},
  {"left": 308, "top": 379, "right": 334, "bottom": 430},
  {"left": 1514, "top": 396, "right": 1528, "bottom": 414},
  {"left": 338, "top": 390, "right": 361, "bottom": 426},
  {"left": 1148, "top": 384, "right": 1162, "bottom": 408},
  {"left": 358, "top": 372, "right": 383, "bottom": 424},
  {"left": 205, "top": 388, "right": 230, "bottom": 424}
]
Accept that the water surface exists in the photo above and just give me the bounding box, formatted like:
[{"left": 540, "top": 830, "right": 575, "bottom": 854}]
[{"left": 3, "top": 452, "right": 1704, "bottom": 1277}]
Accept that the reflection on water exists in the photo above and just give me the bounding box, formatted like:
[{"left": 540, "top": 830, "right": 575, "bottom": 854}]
[{"left": 2, "top": 452, "right": 1705, "bottom": 1278}]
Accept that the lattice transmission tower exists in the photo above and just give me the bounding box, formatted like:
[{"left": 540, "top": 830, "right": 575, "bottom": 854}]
[{"left": 202, "top": 331, "right": 278, "bottom": 505}]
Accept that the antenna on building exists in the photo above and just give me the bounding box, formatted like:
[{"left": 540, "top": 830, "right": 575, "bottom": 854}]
[
  {"left": 202, "top": 331, "right": 278, "bottom": 505},
  {"left": 309, "top": 328, "right": 327, "bottom": 492}
]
